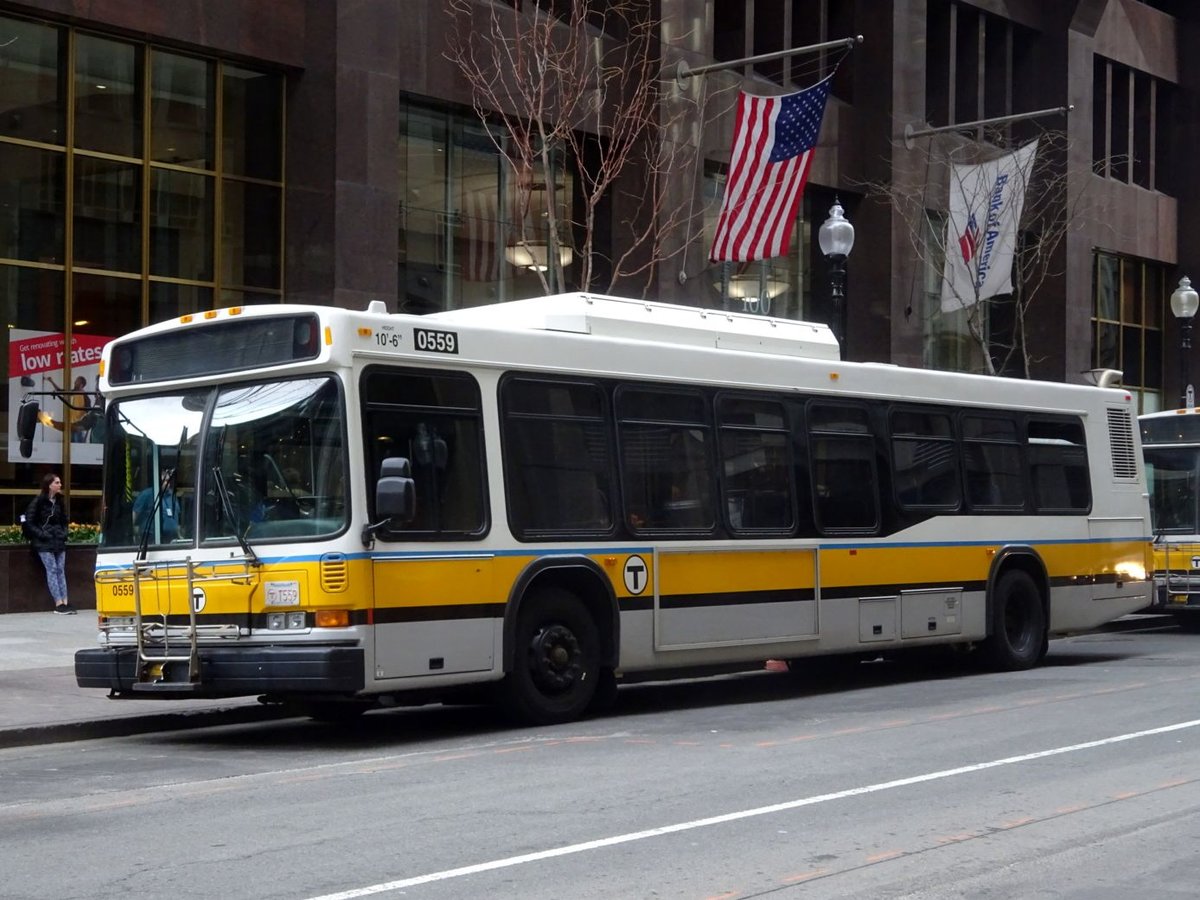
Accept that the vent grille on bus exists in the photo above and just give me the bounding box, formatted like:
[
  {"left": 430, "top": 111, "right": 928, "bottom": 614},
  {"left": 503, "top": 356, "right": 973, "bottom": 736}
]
[
  {"left": 320, "top": 552, "right": 349, "bottom": 593},
  {"left": 1107, "top": 407, "right": 1138, "bottom": 480}
]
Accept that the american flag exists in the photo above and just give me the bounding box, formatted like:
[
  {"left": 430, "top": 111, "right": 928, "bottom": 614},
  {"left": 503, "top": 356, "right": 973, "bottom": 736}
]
[
  {"left": 459, "top": 189, "right": 502, "bottom": 282},
  {"left": 710, "top": 76, "right": 832, "bottom": 263},
  {"left": 958, "top": 213, "right": 980, "bottom": 263}
]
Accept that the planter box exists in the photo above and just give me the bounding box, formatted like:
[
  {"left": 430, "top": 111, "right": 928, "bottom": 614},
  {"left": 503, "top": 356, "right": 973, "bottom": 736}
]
[{"left": 0, "top": 545, "right": 98, "bottom": 614}]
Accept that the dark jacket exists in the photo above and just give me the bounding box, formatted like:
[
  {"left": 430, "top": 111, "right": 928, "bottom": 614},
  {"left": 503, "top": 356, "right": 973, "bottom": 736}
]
[{"left": 23, "top": 493, "right": 68, "bottom": 553}]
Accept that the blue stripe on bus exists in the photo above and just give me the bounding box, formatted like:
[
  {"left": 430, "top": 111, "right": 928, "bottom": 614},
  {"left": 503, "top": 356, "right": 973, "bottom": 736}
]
[{"left": 93, "top": 535, "right": 1147, "bottom": 574}]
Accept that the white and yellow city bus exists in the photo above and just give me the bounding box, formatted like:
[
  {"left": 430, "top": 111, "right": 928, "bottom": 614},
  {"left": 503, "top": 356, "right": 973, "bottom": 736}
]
[
  {"left": 1139, "top": 407, "right": 1200, "bottom": 627},
  {"left": 75, "top": 293, "right": 1153, "bottom": 723}
]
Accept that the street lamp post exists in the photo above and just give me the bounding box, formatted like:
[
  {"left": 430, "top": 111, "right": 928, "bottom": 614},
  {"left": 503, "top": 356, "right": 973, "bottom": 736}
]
[
  {"left": 1171, "top": 276, "right": 1199, "bottom": 409},
  {"left": 818, "top": 200, "right": 855, "bottom": 358}
]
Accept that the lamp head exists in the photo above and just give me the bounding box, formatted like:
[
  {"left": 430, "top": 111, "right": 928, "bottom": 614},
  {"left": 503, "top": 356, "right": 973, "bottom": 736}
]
[
  {"left": 818, "top": 200, "right": 855, "bottom": 258},
  {"left": 1171, "top": 276, "right": 1199, "bottom": 320}
]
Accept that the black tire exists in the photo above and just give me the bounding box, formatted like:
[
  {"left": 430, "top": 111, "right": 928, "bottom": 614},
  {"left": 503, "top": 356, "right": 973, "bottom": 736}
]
[
  {"left": 502, "top": 587, "right": 599, "bottom": 725},
  {"left": 980, "top": 569, "right": 1046, "bottom": 671}
]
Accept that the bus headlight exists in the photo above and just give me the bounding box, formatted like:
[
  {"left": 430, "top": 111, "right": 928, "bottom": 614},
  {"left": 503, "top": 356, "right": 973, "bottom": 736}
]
[{"left": 266, "top": 612, "right": 312, "bottom": 630}]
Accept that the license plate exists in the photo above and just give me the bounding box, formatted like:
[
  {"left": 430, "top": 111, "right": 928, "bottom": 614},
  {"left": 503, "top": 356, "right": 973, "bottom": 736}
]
[{"left": 265, "top": 581, "right": 301, "bottom": 607}]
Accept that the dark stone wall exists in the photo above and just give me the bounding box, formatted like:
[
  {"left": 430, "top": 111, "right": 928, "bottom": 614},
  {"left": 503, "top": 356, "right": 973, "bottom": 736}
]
[
  {"left": 0, "top": 546, "right": 97, "bottom": 614},
  {"left": 3, "top": 0, "right": 306, "bottom": 67}
]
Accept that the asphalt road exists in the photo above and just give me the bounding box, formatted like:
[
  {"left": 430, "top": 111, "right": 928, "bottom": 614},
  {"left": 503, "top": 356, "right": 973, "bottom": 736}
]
[{"left": 1, "top": 622, "right": 1197, "bottom": 900}]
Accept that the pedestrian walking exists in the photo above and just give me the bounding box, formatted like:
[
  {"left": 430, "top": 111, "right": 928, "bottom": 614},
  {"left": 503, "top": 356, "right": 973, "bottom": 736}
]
[{"left": 21, "top": 473, "right": 73, "bottom": 614}]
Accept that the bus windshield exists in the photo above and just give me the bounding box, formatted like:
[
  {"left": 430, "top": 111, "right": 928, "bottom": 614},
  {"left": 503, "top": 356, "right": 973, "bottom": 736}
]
[
  {"left": 1144, "top": 446, "right": 1200, "bottom": 535},
  {"left": 100, "top": 376, "right": 348, "bottom": 548}
]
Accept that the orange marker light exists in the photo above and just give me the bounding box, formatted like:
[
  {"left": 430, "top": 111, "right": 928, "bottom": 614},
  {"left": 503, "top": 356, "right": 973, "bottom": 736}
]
[
  {"left": 315, "top": 609, "right": 350, "bottom": 628},
  {"left": 324, "top": 326, "right": 333, "bottom": 345}
]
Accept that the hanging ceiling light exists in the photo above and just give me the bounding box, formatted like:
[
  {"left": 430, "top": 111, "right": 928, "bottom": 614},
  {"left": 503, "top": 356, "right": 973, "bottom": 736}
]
[{"left": 505, "top": 241, "right": 574, "bottom": 272}]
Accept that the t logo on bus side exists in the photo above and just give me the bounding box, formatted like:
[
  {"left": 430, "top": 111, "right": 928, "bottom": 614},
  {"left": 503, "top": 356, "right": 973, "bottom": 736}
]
[{"left": 623, "top": 555, "right": 648, "bottom": 595}]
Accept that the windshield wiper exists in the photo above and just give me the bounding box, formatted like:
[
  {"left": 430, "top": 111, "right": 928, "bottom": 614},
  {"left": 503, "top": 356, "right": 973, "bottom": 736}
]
[
  {"left": 135, "top": 467, "right": 175, "bottom": 562},
  {"left": 210, "top": 465, "right": 261, "bottom": 567}
]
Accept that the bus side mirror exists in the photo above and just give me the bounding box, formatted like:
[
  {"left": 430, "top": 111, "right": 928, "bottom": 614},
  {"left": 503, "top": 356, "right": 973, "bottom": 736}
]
[
  {"left": 363, "top": 457, "right": 415, "bottom": 546},
  {"left": 376, "top": 473, "right": 415, "bottom": 522}
]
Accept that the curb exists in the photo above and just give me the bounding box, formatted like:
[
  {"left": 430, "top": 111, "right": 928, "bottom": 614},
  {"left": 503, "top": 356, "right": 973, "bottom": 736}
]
[{"left": 0, "top": 703, "right": 295, "bottom": 750}]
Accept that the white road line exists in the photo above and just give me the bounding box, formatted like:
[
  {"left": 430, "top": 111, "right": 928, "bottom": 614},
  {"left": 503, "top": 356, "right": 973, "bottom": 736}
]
[{"left": 304, "top": 718, "right": 1200, "bottom": 900}]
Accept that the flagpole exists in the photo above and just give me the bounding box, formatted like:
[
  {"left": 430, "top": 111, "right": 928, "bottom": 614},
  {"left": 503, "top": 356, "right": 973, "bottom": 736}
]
[
  {"left": 904, "top": 106, "right": 1072, "bottom": 149},
  {"left": 675, "top": 35, "right": 862, "bottom": 85}
]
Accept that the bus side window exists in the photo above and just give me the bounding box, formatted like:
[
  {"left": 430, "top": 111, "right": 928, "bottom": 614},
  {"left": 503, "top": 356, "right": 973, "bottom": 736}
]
[
  {"left": 962, "top": 414, "right": 1024, "bottom": 510},
  {"left": 617, "top": 387, "right": 716, "bottom": 534},
  {"left": 807, "top": 402, "right": 879, "bottom": 534},
  {"left": 889, "top": 409, "right": 960, "bottom": 511},
  {"left": 717, "top": 394, "right": 795, "bottom": 534},
  {"left": 500, "top": 377, "right": 615, "bottom": 536},
  {"left": 1027, "top": 417, "right": 1091, "bottom": 513},
  {"left": 361, "top": 367, "right": 488, "bottom": 539}
]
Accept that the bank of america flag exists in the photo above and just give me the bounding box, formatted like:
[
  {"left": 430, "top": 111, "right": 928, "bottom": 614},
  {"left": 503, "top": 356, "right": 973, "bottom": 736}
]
[
  {"left": 710, "top": 75, "right": 832, "bottom": 263},
  {"left": 940, "top": 139, "right": 1038, "bottom": 312}
]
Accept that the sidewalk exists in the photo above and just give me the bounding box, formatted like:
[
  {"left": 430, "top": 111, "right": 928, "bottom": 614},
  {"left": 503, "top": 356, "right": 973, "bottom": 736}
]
[
  {"left": 0, "top": 609, "right": 1179, "bottom": 749},
  {"left": 0, "top": 610, "right": 289, "bottom": 749}
]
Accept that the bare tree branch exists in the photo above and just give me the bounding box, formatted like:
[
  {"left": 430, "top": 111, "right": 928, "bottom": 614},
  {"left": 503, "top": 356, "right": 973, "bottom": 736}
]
[
  {"left": 859, "top": 128, "right": 1122, "bottom": 377},
  {"left": 445, "top": 0, "right": 722, "bottom": 298}
]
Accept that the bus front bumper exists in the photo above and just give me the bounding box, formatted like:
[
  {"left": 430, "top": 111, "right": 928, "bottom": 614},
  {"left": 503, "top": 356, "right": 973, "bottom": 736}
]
[{"left": 74, "top": 645, "right": 365, "bottom": 698}]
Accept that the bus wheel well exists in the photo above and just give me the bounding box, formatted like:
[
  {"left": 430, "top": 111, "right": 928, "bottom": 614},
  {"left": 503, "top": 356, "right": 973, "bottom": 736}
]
[
  {"left": 983, "top": 555, "right": 1049, "bottom": 670},
  {"left": 509, "top": 566, "right": 617, "bottom": 672}
]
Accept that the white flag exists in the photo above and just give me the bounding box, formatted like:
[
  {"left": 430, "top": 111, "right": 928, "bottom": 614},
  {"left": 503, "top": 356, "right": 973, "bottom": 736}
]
[{"left": 940, "top": 140, "right": 1038, "bottom": 313}]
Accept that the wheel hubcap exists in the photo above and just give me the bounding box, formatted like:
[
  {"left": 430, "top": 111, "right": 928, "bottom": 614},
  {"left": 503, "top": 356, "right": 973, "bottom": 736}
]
[{"left": 529, "top": 624, "right": 582, "bottom": 694}]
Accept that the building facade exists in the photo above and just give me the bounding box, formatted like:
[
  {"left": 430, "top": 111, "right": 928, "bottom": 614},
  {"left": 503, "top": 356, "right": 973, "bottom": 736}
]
[{"left": 0, "top": 0, "right": 1194, "bottom": 523}]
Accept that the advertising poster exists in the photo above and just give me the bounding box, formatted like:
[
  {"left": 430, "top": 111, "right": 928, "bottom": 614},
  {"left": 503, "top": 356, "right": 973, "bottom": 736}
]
[{"left": 8, "top": 330, "right": 113, "bottom": 465}]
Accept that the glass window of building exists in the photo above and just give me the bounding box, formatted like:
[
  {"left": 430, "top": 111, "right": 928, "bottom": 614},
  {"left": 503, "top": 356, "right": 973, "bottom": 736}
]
[
  {"left": 702, "top": 164, "right": 808, "bottom": 320},
  {"left": 1092, "top": 251, "right": 1165, "bottom": 413},
  {"left": 0, "top": 13, "right": 283, "bottom": 524},
  {"left": 399, "top": 101, "right": 576, "bottom": 314}
]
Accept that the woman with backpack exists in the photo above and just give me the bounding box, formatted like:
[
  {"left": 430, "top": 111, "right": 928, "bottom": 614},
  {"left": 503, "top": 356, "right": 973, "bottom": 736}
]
[{"left": 22, "top": 472, "right": 72, "bottom": 614}]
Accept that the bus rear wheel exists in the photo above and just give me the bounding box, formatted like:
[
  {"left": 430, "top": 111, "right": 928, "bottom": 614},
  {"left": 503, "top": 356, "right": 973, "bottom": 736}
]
[
  {"left": 502, "top": 587, "right": 599, "bottom": 725},
  {"left": 980, "top": 569, "right": 1046, "bottom": 671}
]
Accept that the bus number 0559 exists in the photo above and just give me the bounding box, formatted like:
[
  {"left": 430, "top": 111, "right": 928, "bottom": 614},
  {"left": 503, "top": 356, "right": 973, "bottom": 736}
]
[{"left": 414, "top": 328, "right": 458, "bottom": 354}]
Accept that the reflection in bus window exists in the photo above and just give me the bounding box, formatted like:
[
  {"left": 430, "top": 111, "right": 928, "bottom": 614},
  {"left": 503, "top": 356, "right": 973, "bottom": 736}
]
[
  {"left": 618, "top": 388, "right": 715, "bottom": 533},
  {"left": 808, "top": 402, "right": 879, "bottom": 534},
  {"left": 100, "top": 393, "right": 205, "bottom": 549},
  {"left": 501, "top": 378, "right": 614, "bottom": 535},
  {"left": 718, "top": 396, "right": 794, "bottom": 533},
  {"left": 200, "top": 377, "right": 348, "bottom": 541}
]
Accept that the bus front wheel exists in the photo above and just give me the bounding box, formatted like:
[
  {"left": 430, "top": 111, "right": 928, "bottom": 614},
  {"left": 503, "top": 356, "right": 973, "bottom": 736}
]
[
  {"left": 502, "top": 587, "right": 599, "bottom": 725},
  {"left": 980, "top": 570, "right": 1046, "bottom": 671}
]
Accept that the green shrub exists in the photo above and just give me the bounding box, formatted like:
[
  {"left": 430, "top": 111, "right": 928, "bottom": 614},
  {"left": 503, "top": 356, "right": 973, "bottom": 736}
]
[{"left": 0, "top": 523, "right": 100, "bottom": 544}]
